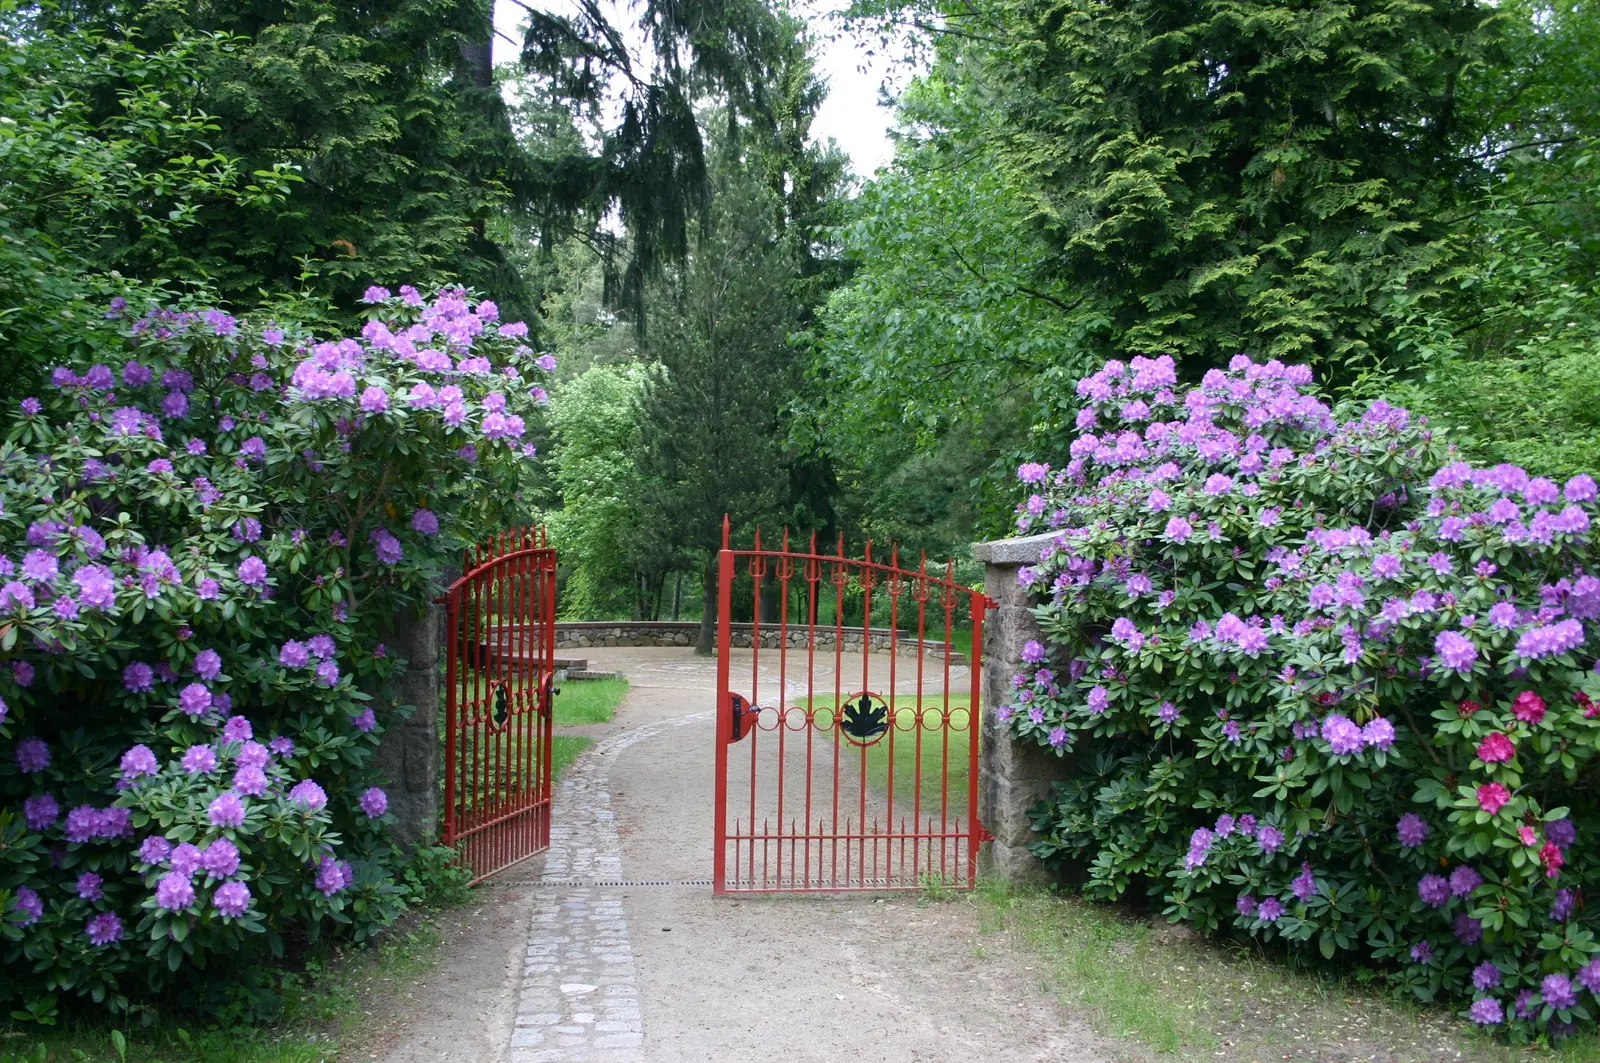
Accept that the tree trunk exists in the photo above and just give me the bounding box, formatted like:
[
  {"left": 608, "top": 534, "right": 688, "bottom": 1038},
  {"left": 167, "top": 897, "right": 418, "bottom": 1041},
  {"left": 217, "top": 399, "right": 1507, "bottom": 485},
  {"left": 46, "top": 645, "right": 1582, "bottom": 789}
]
[
  {"left": 695, "top": 558, "right": 718, "bottom": 655},
  {"left": 456, "top": 39, "right": 493, "bottom": 90}
]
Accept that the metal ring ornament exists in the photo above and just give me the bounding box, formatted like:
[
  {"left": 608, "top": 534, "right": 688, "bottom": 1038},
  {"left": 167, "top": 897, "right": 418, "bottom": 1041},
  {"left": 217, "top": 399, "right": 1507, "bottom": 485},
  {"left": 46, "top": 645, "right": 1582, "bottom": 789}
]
[{"left": 809, "top": 703, "right": 838, "bottom": 732}]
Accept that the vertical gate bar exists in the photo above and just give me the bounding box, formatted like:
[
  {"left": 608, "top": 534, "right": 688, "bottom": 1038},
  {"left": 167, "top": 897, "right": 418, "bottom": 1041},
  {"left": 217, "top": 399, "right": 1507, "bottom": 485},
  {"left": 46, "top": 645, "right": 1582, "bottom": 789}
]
[
  {"left": 502, "top": 549, "right": 511, "bottom": 873},
  {"left": 886, "top": 544, "right": 898, "bottom": 885},
  {"left": 496, "top": 542, "right": 505, "bottom": 871},
  {"left": 505, "top": 546, "right": 514, "bottom": 872},
  {"left": 804, "top": 530, "right": 818, "bottom": 889},
  {"left": 513, "top": 547, "right": 521, "bottom": 868},
  {"left": 464, "top": 552, "right": 476, "bottom": 876},
  {"left": 514, "top": 545, "right": 525, "bottom": 866},
  {"left": 775, "top": 528, "right": 789, "bottom": 889},
  {"left": 536, "top": 543, "right": 542, "bottom": 847},
  {"left": 831, "top": 531, "right": 844, "bottom": 890},
  {"left": 712, "top": 515, "right": 733, "bottom": 895},
  {"left": 443, "top": 587, "right": 459, "bottom": 852},
  {"left": 477, "top": 553, "right": 488, "bottom": 876},
  {"left": 493, "top": 547, "right": 503, "bottom": 872},
  {"left": 494, "top": 552, "right": 506, "bottom": 874},
  {"left": 533, "top": 541, "right": 543, "bottom": 852},
  {"left": 465, "top": 554, "right": 477, "bottom": 875},
  {"left": 858, "top": 540, "right": 871, "bottom": 886},
  {"left": 509, "top": 547, "right": 518, "bottom": 869},
  {"left": 967, "top": 588, "right": 986, "bottom": 888},
  {"left": 913, "top": 553, "right": 927, "bottom": 880},
  {"left": 541, "top": 542, "right": 549, "bottom": 844},
  {"left": 530, "top": 543, "right": 536, "bottom": 851},
  {"left": 941, "top": 563, "right": 954, "bottom": 883},
  {"left": 474, "top": 553, "right": 487, "bottom": 875},
  {"left": 514, "top": 546, "right": 523, "bottom": 868},
  {"left": 461, "top": 555, "right": 472, "bottom": 873},
  {"left": 506, "top": 544, "right": 515, "bottom": 870},
  {"left": 543, "top": 546, "right": 556, "bottom": 849},
  {"left": 748, "top": 527, "right": 762, "bottom": 887},
  {"left": 524, "top": 534, "right": 532, "bottom": 858}
]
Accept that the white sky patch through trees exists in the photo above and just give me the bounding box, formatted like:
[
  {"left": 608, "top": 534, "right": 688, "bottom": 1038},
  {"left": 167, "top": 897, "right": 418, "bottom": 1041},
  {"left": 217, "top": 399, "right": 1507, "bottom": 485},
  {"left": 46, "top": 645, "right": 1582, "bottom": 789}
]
[{"left": 492, "top": 0, "right": 902, "bottom": 177}]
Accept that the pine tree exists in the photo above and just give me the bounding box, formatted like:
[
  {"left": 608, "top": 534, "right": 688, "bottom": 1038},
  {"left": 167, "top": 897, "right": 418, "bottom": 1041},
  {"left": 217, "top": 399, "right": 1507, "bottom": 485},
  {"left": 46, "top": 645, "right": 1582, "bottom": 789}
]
[{"left": 635, "top": 147, "right": 801, "bottom": 651}]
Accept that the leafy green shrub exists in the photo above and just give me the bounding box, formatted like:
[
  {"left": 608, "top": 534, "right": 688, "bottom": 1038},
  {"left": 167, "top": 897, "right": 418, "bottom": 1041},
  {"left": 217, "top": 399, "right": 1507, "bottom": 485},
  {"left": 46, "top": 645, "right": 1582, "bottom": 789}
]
[
  {"left": 0, "top": 286, "right": 549, "bottom": 1016},
  {"left": 1007, "top": 354, "right": 1600, "bottom": 1040}
]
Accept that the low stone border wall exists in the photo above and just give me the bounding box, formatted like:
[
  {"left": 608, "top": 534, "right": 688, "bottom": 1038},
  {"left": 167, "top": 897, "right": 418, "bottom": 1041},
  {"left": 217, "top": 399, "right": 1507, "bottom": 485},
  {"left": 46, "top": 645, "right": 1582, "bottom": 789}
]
[{"left": 555, "top": 621, "right": 966, "bottom": 663}]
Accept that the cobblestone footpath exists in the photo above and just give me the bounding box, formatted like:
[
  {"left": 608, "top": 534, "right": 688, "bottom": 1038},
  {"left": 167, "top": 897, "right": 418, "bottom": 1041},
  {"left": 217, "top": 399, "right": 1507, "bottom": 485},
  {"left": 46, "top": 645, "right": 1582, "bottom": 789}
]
[{"left": 509, "top": 712, "right": 710, "bottom": 1063}]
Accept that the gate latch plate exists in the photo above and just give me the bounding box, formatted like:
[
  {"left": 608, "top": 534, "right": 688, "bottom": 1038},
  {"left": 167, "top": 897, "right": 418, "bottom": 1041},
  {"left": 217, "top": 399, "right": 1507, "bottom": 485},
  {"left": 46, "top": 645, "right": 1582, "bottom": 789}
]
[{"left": 728, "top": 691, "right": 758, "bottom": 742}]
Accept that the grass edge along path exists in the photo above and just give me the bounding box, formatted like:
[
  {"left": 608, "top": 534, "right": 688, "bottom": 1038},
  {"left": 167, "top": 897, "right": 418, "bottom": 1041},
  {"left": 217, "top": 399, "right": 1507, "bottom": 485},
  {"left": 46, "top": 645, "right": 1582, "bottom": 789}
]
[
  {"left": 968, "top": 881, "right": 1600, "bottom": 1062},
  {"left": 549, "top": 676, "right": 628, "bottom": 780},
  {"left": 0, "top": 907, "right": 454, "bottom": 1063}
]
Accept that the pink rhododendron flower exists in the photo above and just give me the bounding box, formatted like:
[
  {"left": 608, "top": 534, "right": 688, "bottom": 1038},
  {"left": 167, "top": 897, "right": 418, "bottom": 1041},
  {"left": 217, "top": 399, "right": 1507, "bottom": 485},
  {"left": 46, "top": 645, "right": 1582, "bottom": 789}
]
[
  {"left": 1477, "top": 782, "right": 1512, "bottom": 815},
  {"left": 1511, "top": 690, "right": 1547, "bottom": 725},
  {"left": 1477, "top": 732, "right": 1515, "bottom": 763}
]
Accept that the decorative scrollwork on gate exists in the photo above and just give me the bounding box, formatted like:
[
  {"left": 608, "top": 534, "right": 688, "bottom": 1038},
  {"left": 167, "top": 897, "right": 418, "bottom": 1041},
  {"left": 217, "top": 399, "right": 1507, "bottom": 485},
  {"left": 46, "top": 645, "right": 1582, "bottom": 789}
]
[{"left": 489, "top": 681, "right": 511, "bottom": 730}]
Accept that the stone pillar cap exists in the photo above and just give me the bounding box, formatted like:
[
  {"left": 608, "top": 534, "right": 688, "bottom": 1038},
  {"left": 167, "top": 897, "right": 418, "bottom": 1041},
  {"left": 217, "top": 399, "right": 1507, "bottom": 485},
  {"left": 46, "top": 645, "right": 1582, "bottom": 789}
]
[{"left": 970, "top": 532, "right": 1060, "bottom": 565}]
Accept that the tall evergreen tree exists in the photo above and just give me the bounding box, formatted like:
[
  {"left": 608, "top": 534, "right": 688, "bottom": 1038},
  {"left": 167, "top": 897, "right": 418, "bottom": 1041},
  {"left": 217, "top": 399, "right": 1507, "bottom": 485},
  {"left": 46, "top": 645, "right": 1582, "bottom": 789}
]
[
  {"left": 980, "top": 0, "right": 1497, "bottom": 373},
  {"left": 635, "top": 146, "right": 802, "bottom": 651},
  {"left": 33, "top": 0, "right": 787, "bottom": 321}
]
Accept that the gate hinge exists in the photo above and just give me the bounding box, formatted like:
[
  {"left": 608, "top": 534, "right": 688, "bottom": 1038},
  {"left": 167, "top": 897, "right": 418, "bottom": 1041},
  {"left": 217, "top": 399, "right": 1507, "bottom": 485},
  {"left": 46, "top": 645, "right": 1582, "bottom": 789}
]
[
  {"left": 976, "top": 823, "right": 994, "bottom": 844},
  {"left": 983, "top": 595, "right": 1000, "bottom": 611}
]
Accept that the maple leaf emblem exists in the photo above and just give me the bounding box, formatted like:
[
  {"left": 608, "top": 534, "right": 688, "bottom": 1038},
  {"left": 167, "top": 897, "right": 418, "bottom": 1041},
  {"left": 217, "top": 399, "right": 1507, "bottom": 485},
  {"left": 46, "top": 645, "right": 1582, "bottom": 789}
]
[{"left": 840, "top": 693, "right": 888, "bottom": 742}]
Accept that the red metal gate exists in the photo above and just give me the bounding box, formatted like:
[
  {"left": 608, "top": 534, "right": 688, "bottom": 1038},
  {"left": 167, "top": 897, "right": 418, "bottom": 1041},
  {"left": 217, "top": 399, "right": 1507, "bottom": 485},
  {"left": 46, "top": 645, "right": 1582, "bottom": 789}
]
[
  {"left": 441, "top": 526, "right": 557, "bottom": 883},
  {"left": 713, "top": 519, "right": 989, "bottom": 893}
]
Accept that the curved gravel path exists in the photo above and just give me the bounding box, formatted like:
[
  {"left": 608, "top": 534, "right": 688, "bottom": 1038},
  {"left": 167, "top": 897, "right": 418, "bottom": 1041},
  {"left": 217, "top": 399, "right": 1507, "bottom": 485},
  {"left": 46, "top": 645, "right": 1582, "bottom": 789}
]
[{"left": 375, "top": 646, "right": 1130, "bottom": 1063}]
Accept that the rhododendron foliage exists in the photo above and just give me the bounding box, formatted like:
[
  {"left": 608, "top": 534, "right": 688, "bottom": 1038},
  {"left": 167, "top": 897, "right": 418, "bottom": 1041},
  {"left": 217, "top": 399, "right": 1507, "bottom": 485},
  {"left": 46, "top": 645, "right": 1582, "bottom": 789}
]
[
  {"left": 0, "top": 288, "right": 549, "bottom": 1012},
  {"left": 1007, "top": 355, "right": 1600, "bottom": 1040}
]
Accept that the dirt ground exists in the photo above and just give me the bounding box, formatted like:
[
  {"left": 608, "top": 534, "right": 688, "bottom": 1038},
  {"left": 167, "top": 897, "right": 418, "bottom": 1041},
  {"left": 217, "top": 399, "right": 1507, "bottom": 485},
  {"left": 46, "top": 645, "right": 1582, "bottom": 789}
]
[{"left": 353, "top": 646, "right": 1140, "bottom": 1063}]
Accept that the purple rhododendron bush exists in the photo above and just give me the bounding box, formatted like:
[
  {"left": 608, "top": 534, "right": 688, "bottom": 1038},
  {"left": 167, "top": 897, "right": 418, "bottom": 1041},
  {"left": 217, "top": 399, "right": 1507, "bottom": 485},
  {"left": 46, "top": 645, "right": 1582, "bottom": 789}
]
[
  {"left": 1007, "top": 355, "right": 1600, "bottom": 1041},
  {"left": 0, "top": 286, "right": 550, "bottom": 1017}
]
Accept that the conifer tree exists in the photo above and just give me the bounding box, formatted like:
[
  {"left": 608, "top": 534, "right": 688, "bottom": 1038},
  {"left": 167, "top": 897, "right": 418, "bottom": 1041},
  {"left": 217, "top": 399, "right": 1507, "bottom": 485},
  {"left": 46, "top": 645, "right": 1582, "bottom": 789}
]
[
  {"left": 35, "top": 0, "right": 788, "bottom": 321},
  {"left": 978, "top": 0, "right": 1497, "bottom": 371}
]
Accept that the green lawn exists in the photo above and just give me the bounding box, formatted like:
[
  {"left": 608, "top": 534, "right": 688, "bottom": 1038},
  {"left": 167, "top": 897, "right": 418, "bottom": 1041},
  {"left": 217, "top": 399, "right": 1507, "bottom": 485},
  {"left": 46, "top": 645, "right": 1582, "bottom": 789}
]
[
  {"left": 552, "top": 677, "right": 628, "bottom": 726},
  {"left": 970, "top": 882, "right": 1600, "bottom": 1063},
  {"left": 550, "top": 735, "right": 592, "bottom": 780},
  {"left": 545, "top": 677, "right": 628, "bottom": 781},
  {"left": 441, "top": 674, "right": 627, "bottom": 792},
  {"left": 0, "top": 918, "right": 449, "bottom": 1063}
]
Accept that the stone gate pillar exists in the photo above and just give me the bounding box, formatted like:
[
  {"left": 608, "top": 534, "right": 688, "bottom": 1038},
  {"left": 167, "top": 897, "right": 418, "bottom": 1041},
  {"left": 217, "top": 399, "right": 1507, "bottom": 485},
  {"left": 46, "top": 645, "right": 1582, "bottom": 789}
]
[
  {"left": 373, "top": 597, "right": 443, "bottom": 849},
  {"left": 972, "top": 532, "right": 1072, "bottom": 884}
]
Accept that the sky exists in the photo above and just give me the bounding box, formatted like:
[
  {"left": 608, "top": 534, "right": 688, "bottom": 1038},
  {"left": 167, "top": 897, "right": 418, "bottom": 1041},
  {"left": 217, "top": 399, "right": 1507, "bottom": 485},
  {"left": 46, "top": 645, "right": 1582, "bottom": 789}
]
[{"left": 491, "top": 0, "right": 902, "bottom": 177}]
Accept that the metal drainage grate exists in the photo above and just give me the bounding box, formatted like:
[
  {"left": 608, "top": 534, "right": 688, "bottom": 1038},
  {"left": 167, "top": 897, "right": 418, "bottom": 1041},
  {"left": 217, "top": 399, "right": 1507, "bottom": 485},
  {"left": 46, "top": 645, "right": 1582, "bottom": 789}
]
[{"left": 525, "top": 879, "right": 714, "bottom": 888}]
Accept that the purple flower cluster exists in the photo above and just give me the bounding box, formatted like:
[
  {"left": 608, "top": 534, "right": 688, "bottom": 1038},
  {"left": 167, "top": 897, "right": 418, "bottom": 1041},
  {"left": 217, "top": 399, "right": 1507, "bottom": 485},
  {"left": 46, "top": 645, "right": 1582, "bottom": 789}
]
[
  {"left": 315, "top": 855, "right": 354, "bottom": 896},
  {"left": 995, "top": 350, "right": 1600, "bottom": 1035},
  {"left": 1316, "top": 713, "right": 1395, "bottom": 756},
  {"left": 63, "top": 805, "right": 133, "bottom": 843}
]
